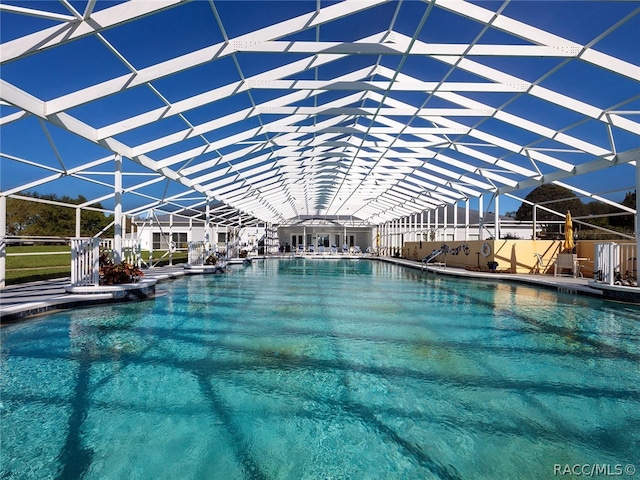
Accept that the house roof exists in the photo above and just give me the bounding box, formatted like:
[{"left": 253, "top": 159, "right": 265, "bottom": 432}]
[{"left": 1, "top": 1, "right": 638, "bottom": 228}]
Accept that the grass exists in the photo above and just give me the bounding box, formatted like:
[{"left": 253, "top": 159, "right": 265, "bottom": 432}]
[
  {"left": 4, "top": 246, "right": 188, "bottom": 285},
  {"left": 4, "top": 246, "right": 71, "bottom": 284}
]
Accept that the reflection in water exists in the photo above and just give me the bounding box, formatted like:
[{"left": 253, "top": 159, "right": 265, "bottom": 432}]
[{"left": 1, "top": 259, "right": 639, "bottom": 480}]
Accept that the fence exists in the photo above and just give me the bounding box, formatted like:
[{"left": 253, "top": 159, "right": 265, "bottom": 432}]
[
  {"left": 70, "top": 237, "right": 100, "bottom": 286},
  {"left": 123, "top": 238, "right": 142, "bottom": 268},
  {"left": 593, "top": 242, "right": 637, "bottom": 286},
  {"left": 188, "top": 241, "right": 206, "bottom": 266}
]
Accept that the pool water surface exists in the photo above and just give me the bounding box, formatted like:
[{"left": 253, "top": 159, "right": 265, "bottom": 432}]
[{"left": 1, "top": 259, "right": 639, "bottom": 479}]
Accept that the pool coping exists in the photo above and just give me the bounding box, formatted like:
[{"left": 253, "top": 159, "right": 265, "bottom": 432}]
[
  {"left": 376, "top": 257, "right": 640, "bottom": 303},
  {"left": 1, "top": 267, "right": 187, "bottom": 324}
]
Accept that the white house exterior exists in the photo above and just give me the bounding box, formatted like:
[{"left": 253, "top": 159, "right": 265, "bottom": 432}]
[
  {"left": 130, "top": 216, "right": 267, "bottom": 256},
  {"left": 127, "top": 206, "right": 537, "bottom": 258}
]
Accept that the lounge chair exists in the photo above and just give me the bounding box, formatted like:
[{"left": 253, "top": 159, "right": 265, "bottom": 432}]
[
  {"left": 554, "top": 253, "right": 578, "bottom": 278},
  {"left": 533, "top": 253, "right": 553, "bottom": 274}
]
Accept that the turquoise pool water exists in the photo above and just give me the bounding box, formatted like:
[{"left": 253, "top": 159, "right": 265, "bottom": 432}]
[{"left": 1, "top": 259, "right": 639, "bottom": 479}]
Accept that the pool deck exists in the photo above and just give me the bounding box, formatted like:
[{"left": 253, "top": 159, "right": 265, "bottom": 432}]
[
  {"left": 379, "top": 257, "right": 603, "bottom": 297},
  {"left": 0, "top": 256, "right": 634, "bottom": 323},
  {"left": 0, "top": 266, "right": 188, "bottom": 323}
]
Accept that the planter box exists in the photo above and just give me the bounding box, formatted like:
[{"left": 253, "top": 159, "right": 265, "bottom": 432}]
[{"left": 64, "top": 279, "right": 156, "bottom": 301}]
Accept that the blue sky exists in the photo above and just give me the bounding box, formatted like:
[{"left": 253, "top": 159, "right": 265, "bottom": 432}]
[{"left": 1, "top": 0, "right": 638, "bottom": 218}]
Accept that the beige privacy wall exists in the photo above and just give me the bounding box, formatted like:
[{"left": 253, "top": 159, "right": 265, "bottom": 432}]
[{"left": 402, "top": 240, "right": 598, "bottom": 276}]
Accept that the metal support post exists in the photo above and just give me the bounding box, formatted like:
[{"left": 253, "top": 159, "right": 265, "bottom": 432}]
[
  {"left": 114, "top": 154, "right": 123, "bottom": 263},
  {"left": 0, "top": 196, "right": 6, "bottom": 289}
]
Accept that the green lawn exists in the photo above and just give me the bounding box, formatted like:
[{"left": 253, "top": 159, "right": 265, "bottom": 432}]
[
  {"left": 4, "top": 246, "right": 187, "bottom": 285},
  {"left": 4, "top": 246, "right": 71, "bottom": 284}
]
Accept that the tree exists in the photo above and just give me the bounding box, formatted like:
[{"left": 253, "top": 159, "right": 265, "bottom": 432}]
[
  {"left": 6, "top": 197, "right": 43, "bottom": 236},
  {"left": 581, "top": 200, "right": 612, "bottom": 228},
  {"left": 609, "top": 190, "right": 635, "bottom": 230},
  {"left": 515, "top": 184, "right": 583, "bottom": 222},
  {"left": 6, "top": 192, "right": 114, "bottom": 237}
]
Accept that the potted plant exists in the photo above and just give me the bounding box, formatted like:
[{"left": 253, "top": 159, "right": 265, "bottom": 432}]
[
  {"left": 487, "top": 261, "right": 499, "bottom": 272},
  {"left": 99, "top": 252, "right": 145, "bottom": 285}
]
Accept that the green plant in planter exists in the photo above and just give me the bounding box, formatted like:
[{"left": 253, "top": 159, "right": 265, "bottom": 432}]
[{"left": 99, "top": 252, "right": 144, "bottom": 285}]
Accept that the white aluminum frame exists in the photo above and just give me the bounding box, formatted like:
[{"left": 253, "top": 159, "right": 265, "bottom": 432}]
[{"left": 1, "top": 0, "right": 638, "bottom": 267}]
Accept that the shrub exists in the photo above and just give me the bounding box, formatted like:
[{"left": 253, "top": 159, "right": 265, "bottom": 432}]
[{"left": 99, "top": 252, "right": 144, "bottom": 285}]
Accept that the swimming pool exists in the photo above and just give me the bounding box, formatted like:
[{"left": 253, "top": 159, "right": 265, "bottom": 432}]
[{"left": 1, "top": 259, "right": 639, "bottom": 479}]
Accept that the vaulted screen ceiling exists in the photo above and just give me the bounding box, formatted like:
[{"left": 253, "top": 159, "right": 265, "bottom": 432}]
[{"left": 1, "top": 0, "right": 639, "bottom": 227}]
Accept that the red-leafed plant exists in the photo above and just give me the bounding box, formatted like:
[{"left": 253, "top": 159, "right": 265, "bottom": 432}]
[{"left": 99, "top": 252, "right": 144, "bottom": 285}]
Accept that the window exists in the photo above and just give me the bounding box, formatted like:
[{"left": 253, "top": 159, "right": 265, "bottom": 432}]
[
  {"left": 153, "top": 232, "right": 188, "bottom": 250},
  {"left": 173, "top": 232, "right": 187, "bottom": 249},
  {"left": 152, "top": 233, "right": 163, "bottom": 250}
]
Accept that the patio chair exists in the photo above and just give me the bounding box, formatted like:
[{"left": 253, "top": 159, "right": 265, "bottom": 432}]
[
  {"left": 533, "top": 253, "right": 554, "bottom": 274},
  {"left": 554, "top": 253, "right": 578, "bottom": 278}
]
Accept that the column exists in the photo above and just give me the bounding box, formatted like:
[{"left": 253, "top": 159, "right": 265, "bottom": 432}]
[
  {"left": 75, "top": 207, "right": 81, "bottom": 238},
  {"left": 494, "top": 194, "right": 500, "bottom": 240},
  {"left": 148, "top": 216, "right": 154, "bottom": 268},
  {"left": 465, "top": 199, "right": 470, "bottom": 241},
  {"left": 394, "top": 219, "right": 398, "bottom": 253},
  {"left": 0, "top": 196, "right": 6, "bottom": 289},
  {"left": 114, "top": 154, "right": 123, "bottom": 263},
  {"left": 411, "top": 213, "right": 416, "bottom": 241},
  {"left": 453, "top": 202, "right": 458, "bottom": 241},
  {"left": 205, "top": 200, "right": 211, "bottom": 251},
  {"left": 443, "top": 205, "right": 448, "bottom": 242},
  {"left": 225, "top": 225, "right": 229, "bottom": 258},
  {"left": 636, "top": 160, "right": 640, "bottom": 268},
  {"left": 385, "top": 221, "right": 389, "bottom": 255},
  {"left": 343, "top": 224, "right": 346, "bottom": 251},
  {"left": 434, "top": 208, "right": 439, "bottom": 240},
  {"left": 478, "top": 194, "right": 484, "bottom": 241},
  {"left": 169, "top": 213, "right": 174, "bottom": 266}
]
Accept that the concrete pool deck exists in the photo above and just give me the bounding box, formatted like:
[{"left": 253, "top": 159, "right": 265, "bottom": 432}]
[
  {"left": 0, "top": 256, "right": 635, "bottom": 323},
  {"left": 379, "top": 257, "right": 603, "bottom": 297},
  {"left": 0, "top": 266, "right": 188, "bottom": 323}
]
